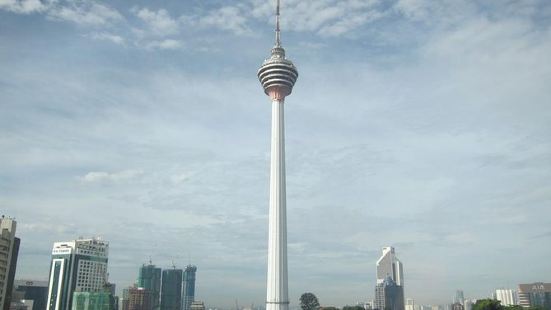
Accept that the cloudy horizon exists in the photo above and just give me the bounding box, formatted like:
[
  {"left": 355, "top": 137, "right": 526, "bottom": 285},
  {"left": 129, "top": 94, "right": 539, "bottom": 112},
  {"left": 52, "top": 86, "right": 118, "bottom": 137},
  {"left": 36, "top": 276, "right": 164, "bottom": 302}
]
[{"left": 1, "top": 0, "right": 551, "bottom": 308}]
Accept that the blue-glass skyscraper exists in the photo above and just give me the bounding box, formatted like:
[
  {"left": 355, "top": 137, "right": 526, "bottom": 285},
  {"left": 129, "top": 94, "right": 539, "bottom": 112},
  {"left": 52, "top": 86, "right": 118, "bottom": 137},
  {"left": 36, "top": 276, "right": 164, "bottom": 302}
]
[{"left": 182, "top": 266, "right": 197, "bottom": 310}]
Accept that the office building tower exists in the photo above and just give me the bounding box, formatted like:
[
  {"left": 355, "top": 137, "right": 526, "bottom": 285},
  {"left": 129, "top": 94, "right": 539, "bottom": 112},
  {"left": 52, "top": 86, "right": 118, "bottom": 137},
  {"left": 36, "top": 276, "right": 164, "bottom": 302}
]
[
  {"left": 518, "top": 283, "right": 551, "bottom": 309},
  {"left": 46, "top": 238, "right": 109, "bottom": 310},
  {"left": 374, "top": 277, "right": 404, "bottom": 310},
  {"left": 405, "top": 299, "right": 414, "bottom": 310},
  {"left": 495, "top": 289, "right": 517, "bottom": 306},
  {"left": 136, "top": 264, "right": 161, "bottom": 310},
  {"left": 160, "top": 268, "right": 182, "bottom": 310},
  {"left": 13, "top": 280, "right": 48, "bottom": 310},
  {"left": 1, "top": 217, "right": 20, "bottom": 310},
  {"left": 257, "top": 2, "right": 299, "bottom": 310},
  {"left": 376, "top": 247, "right": 403, "bottom": 285},
  {"left": 182, "top": 266, "right": 196, "bottom": 310},
  {"left": 454, "top": 291, "right": 464, "bottom": 306}
]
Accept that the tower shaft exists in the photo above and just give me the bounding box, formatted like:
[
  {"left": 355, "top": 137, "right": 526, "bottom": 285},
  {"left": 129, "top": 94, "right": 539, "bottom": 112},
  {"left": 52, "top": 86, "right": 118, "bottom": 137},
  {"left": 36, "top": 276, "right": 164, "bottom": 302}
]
[{"left": 266, "top": 98, "right": 288, "bottom": 310}]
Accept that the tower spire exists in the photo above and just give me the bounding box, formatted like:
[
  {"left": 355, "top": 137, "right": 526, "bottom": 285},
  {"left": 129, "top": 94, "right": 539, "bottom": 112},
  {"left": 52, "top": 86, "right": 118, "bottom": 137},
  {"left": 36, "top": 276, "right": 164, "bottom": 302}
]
[{"left": 275, "top": 0, "right": 281, "bottom": 47}]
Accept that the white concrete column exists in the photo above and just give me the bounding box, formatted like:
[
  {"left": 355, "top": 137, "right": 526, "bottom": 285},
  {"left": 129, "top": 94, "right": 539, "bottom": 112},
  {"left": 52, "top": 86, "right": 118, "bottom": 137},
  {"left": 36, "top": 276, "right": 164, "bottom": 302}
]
[{"left": 266, "top": 98, "right": 289, "bottom": 310}]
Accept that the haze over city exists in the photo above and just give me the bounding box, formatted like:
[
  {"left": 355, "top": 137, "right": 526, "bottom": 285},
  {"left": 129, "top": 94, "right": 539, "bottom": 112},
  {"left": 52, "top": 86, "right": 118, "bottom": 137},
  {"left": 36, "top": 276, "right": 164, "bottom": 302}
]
[{"left": 1, "top": 0, "right": 550, "bottom": 308}]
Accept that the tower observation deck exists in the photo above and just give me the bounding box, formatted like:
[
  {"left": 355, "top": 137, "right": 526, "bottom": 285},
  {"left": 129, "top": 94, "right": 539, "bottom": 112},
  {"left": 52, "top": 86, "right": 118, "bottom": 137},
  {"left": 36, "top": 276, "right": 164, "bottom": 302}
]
[
  {"left": 258, "top": 0, "right": 298, "bottom": 101},
  {"left": 257, "top": 2, "right": 298, "bottom": 310}
]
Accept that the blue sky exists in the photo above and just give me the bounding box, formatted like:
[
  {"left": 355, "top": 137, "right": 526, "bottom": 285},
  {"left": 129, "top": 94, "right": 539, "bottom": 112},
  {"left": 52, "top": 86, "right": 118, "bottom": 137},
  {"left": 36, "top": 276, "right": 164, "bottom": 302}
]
[{"left": 1, "top": 0, "right": 551, "bottom": 307}]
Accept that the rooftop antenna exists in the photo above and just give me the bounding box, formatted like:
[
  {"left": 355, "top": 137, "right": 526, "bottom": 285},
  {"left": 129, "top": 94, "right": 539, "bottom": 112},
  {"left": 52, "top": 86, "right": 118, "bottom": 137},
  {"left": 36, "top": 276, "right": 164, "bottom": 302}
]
[{"left": 275, "top": 0, "right": 281, "bottom": 47}]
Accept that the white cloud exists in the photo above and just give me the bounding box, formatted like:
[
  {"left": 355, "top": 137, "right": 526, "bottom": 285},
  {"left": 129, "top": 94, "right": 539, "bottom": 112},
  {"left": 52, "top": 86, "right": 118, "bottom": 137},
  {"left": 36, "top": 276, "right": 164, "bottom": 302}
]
[
  {"left": 81, "top": 170, "right": 143, "bottom": 183},
  {"left": 144, "top": 39, "right": 182, "bottom": 50},
  {"left": 249, "top": 0, "right": 383, "bottom": 37},
  {"left": 89, "top": 32, "right": 125, "bottom": 44},
  {"left": 196, "top": 6, "right": 251, "bottom": 35},
  {"left": 133, "top": 7, "right": 178, "bottom": 36},
  {"left": 0, "top": 0, "right": 47, "bottom": 14},
  {"left": 47, "top": 1, "right": 123, "bottom": 26}
]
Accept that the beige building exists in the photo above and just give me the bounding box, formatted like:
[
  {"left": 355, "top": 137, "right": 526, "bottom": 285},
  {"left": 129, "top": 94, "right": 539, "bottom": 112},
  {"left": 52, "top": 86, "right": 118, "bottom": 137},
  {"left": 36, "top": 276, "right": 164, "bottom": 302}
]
[{"left": 1, "top": 217, "right": 20, "bottom": 310}]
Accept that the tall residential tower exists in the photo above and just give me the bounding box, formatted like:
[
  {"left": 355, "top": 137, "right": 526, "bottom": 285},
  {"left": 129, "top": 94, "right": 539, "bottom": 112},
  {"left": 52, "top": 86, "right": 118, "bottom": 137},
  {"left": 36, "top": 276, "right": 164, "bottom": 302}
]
[
  {"left": 257, "top": 2, "right": 298, "bottom": 310},
  {"left": 0, "top": 217, "right": 20, "bottom": 310}
]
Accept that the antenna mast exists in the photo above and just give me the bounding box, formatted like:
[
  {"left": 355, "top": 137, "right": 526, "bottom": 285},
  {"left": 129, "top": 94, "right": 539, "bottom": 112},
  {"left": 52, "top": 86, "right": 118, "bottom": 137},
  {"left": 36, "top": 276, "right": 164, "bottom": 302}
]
[{"left": 275, "top": 0, "right": 281, "bottom": 46}]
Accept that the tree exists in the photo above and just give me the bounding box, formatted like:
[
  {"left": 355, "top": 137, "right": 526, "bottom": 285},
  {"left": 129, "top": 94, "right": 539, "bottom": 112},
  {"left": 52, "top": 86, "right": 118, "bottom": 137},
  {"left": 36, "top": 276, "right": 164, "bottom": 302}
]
[
  {"left": 473, "top": 299, "right": 503, "bottom": 310},
  {"left": 300, "top": 293, "right": 320, "bottom": 310}
]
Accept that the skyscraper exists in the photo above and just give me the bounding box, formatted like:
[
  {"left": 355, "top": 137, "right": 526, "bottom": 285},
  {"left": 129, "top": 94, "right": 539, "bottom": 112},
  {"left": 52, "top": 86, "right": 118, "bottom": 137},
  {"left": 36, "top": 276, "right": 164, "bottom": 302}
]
[
  {"left": 0, "top": 217, "right": 20, "bottom": 310},
  {"left": 374, "top": 277, "right": 405, "bottom": 310},
  {"left": 161, "top": 268, "right": 183, "bottom": 310},
  {"left": 46, "top": 238, "right": 109, "bottom": 310},
  {"left": 181, "top": 266, "right": 196, "bottom": 310},
  {"left": 454, "top": 291, "right": 465, "bottom": 306},
  {"left": 257, "top": 2, "right": 298, "bottom": 310},
  {"left": 376, "top": 247, "right": 404, "bottom": 286},
  {"left": 136, "top": 264, "right": 161, "bottom": 310}
]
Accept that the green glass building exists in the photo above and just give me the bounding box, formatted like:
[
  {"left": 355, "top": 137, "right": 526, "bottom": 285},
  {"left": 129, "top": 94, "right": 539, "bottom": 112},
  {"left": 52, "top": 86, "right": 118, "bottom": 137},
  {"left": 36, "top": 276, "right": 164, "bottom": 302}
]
[
  {"left": 136, "top": 264, "right": 161, "bottom": 310},
  {"left": 160, "top": 269, "right": 183, "bottom": 310},
  {"left": 71, "top": 292, "right": 113, "bottom": 310}
]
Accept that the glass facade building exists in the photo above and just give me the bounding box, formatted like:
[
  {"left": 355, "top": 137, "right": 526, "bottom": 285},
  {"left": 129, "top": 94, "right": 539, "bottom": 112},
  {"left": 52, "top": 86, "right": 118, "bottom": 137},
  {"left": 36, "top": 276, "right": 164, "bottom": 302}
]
[
  {"left": 182, "top": 266, "right": 196, "bottom": 310},
  {"left": 160, "top": 269, "right": 183, "bottom": 310},
  {"left": 136, "top": 264, "right": 161, "bottom": 310},
  {"left": 46, "top": 238, "right": 109, "bottom": 310}
]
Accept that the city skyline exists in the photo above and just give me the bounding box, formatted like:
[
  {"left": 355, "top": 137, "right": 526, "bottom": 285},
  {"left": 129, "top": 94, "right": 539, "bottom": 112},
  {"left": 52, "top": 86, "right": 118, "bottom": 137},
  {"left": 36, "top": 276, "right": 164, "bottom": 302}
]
[{"left": 2, "top": 0, "right": 551, "bottom": 308}]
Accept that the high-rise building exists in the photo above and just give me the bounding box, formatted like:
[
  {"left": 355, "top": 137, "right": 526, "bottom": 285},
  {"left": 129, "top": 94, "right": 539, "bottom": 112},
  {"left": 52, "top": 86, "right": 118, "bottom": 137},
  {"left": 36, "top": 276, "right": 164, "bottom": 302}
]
[
  {"left": 454, "top": 291, "right": 464, "bottom": 306},
  {"left": 374, "top": 277, "right": 404, "bottom": 310},
  {"left": 181, "top": 266, "right": 196, "bottom": 310},
  {"left": 46, "top": 238, "right": 109, "bottom": 310},
  {"left": 160, "top": 268, "right": 182, "bottom": 310},
  {"left": 136, "top": 264, "right": 161, "bottom": 310},
  {"left": 495, "top": 289, "right": 517, "bottom": 306},
  {"left": 405, "top": 299, "right": 414, "bottom": 310},
  {"left": 518, "top": 283, "right": 551, "bottom": 309},
  {"left": 376, "top": 247, "right": 403, "bottom": 286},
  {"left": 257, "top": 2, "right": 298, "bottom": 310},
  {"left": 13, "top": 280, "right": 48, "bottom": 310},
  {"left": 1, "top": 217, "right": 20, "bottom": 310},
  {"left": 375, "top": 247, "right": 404, "bottom": 310},
  {"left": 122, "top": 288, "right": 152, "bottom": 310}
]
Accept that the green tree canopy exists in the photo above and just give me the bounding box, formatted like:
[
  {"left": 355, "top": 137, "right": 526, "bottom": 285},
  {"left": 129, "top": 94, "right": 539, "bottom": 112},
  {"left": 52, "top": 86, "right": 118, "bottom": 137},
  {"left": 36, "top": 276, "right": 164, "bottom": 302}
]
[
  {"left": 300, "top": 293, "right": 320, "bottom": 310},
  {"left": 473, "top": 299, "right": 503, "bottom": 310}
]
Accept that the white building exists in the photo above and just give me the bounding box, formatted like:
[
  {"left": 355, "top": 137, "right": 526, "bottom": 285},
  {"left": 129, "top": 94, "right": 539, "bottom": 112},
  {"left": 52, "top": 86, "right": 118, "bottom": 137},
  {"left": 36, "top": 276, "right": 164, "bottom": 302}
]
[
  {"left": 376, "top": 247, "right": 404, "bottom": 285},
  {"left": 46, "top": 238, "right": 109, "bottom": 310},
  {"left": 405, "top": 299, "right": 415, "bottom": 310},
  {"left": 495, "top": 289, "right": 518, "bottom": 306}
]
